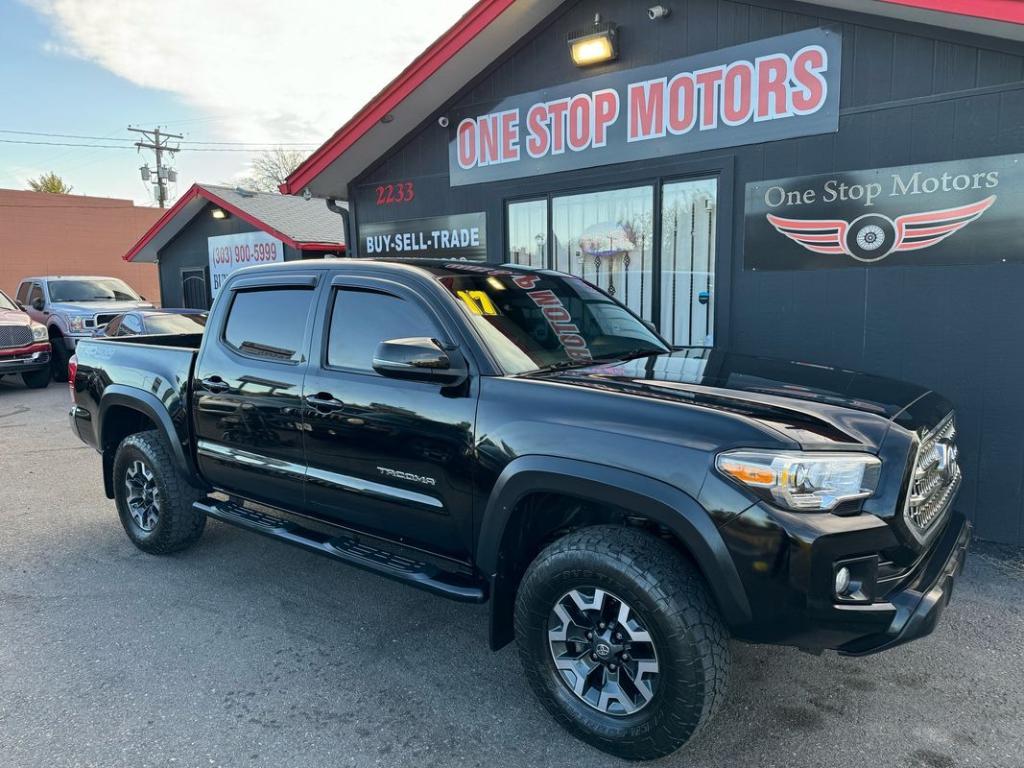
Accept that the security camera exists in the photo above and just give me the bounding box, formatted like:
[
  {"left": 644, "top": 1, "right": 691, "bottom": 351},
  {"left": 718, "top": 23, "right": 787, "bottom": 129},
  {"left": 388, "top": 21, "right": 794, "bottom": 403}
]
[
  {"left": 438, "top": 115, "right": 450, "bottom": 128},
  {"left": 648, "top": 5, "right": 670, "bottom": 20}
]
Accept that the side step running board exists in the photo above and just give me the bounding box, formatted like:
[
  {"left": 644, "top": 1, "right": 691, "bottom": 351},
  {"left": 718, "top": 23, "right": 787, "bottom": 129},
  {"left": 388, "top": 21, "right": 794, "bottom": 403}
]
[{"left": 194, "top": 498, "right": 486, "bottom": 603}]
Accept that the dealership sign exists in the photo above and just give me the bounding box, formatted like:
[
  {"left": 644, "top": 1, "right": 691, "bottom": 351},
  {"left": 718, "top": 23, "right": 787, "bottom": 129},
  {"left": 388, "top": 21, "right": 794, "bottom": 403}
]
[
  {"left": 744, "top": 153, "right": 1023, "bottom": 270},
  {"left": 208, "top": 231, "right": 284, "bottom": 297},
  {"left": 448, "top": 28, "right": 841, "bottom": 186},
  {"left": 360, "top": 212, "right": 487, "bottom": 260}
]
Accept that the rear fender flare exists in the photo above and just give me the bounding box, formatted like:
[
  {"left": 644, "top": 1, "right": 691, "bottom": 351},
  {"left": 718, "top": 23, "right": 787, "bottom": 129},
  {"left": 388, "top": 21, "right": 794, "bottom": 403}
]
[
  {"left": 478, "top": 455, "right": 752, "bottom": 650},
  {"left": 98, "top": 385, "right": 198, "bottom": 488}
]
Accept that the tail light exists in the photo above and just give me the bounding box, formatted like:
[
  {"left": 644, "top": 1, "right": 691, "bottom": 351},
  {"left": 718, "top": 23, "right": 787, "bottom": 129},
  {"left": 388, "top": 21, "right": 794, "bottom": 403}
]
[{"left": 68, "top": 354, "right": 78, "bottom": 399}]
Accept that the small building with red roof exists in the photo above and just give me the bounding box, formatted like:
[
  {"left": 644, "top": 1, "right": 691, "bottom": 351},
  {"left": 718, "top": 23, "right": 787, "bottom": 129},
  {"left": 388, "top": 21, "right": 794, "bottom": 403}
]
[{"left": 123, "top": 183, "right": 345, "bottom": 308}]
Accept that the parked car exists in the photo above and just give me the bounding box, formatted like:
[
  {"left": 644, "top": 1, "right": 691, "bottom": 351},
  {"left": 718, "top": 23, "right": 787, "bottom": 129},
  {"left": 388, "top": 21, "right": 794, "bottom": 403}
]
[
  {"left": 16, "top": 275, "right": 154, "bottom": 381},
  {"left": 69, "top": 260, "right": 969, "bottom": 760},
  {"left": 93, "top": 309, "right": 208, "bottom": 338},
  {"left": 0, "top": 289, "right": 51, "bottom": 389}
]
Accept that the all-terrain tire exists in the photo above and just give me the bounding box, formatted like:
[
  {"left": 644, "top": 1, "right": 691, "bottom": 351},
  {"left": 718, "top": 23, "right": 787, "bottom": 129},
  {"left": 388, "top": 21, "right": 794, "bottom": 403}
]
[
  {"left": 514, "top": 525, "right": 729, "bottom": 761},
  {"left": 22, "top": 368, "right": 50, "bottom": 389},
  {"left": 49, "top": 333, "right": 69, "bottom": 382},
  {"left": 113, "top": 430, "right": 206, "bottom": 554}
]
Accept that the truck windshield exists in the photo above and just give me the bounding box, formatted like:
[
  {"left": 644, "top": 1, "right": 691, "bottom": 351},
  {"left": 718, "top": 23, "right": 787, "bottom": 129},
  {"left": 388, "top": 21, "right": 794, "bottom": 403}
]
[
  {"left": 49, "top": 278, "right": 140, "bottom": 302},
  {"left": 0, "top": 291, "right": 17, "bottom": 311},
  {"left": 439, "top": 269, "right": 668, "bottom": 374}
]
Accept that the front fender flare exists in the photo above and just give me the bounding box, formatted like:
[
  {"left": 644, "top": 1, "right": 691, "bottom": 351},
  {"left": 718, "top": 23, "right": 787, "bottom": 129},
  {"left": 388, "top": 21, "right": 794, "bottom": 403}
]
[{"left": 478, "top": 455, "right": 752, "bottom": 650}]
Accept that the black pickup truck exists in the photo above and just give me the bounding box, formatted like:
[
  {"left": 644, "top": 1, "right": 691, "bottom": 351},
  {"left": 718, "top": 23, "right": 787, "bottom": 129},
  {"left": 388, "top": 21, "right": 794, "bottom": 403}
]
[{"left": 69, "top": 259, "right": 970, "bottom": 760}]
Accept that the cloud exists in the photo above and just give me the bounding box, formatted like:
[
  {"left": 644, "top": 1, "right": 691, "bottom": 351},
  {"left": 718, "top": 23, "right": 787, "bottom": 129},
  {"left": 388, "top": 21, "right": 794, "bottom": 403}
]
[{"left": 27, "top": 0, "right": 477, "bottom": 147}]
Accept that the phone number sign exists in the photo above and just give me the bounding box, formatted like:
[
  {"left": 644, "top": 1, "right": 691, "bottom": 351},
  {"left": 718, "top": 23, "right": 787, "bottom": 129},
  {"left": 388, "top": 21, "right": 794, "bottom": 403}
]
[{"left": 208, "top": 232, "right": 284, "bottom": 297}]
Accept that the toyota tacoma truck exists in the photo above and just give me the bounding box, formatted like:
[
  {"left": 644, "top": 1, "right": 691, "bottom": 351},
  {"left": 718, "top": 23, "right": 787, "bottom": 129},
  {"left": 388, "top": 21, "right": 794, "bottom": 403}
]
[{"left": 69, "top": 259, "right": 970, "bottom": 760}]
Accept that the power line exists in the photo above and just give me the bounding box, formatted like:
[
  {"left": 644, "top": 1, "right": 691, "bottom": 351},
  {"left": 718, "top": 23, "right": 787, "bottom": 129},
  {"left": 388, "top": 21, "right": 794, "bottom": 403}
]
[
  {"left": 0, "top": 138, "right": 315, "bottom": 152},
  {"left": 0, "top": 129, "right": 318, "bottom": 147}
]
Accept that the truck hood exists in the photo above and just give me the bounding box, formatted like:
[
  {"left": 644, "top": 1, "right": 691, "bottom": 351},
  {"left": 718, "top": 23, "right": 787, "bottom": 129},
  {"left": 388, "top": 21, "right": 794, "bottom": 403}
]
[
  {"left": 526, "top": 349, "right": 949, "bottom": 450},
  {"left": 49, "top": 300, "right": 155, "bottom": 315},
  {"left": 0, "top": 309, "right": 32, "bottom": 326}
]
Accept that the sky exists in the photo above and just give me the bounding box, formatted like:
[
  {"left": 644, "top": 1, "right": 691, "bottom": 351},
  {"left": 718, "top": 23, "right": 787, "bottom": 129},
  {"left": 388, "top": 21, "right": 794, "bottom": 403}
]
[{"left": 0, "top": 0, "right": 476, "bottom": 205}]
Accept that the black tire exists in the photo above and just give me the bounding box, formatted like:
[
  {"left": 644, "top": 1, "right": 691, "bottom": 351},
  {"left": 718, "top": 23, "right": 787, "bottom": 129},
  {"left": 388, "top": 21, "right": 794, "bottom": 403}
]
[
  {"left": 22, "top": 368, "right": 50, "bottom": 389},
  {"left": 113, "top": 430, "right": 206, "bottom": 554},
  {"left": 515, "top": 525, "right": 729, "bottom": 761},
  {"left": 49, "top": 333, "right": 68, "bottom": 382}
]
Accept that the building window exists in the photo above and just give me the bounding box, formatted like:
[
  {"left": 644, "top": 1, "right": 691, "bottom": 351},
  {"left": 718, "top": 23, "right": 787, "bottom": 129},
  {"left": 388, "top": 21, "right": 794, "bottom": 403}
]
[
  {"left": 552, "top": 186, "right": 654, "bottom": 324},
  {"left": 507, "top": 199, "right": 548, "bottom": 267},
  {"left": 661, "top": 178, "right": 717, "bottom": 346},
  {"left": 505, "top": 177, "right": 717, "bottom": 347}
]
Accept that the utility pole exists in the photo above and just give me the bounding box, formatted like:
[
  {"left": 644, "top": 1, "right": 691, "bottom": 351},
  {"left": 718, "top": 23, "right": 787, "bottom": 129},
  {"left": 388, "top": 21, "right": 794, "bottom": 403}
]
[{"left": 130, "top": 126, "right": 182, "bottom": 208}]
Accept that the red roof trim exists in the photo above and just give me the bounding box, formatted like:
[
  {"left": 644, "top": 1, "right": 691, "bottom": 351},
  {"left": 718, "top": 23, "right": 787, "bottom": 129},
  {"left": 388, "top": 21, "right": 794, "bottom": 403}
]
[
  {"left": 878, "top": 0, "right": 1024, "bottom": 24},
  {"left": 280, "top": 0, "right": 517, "bottom": 195},
  {"left": 123, "top": 184, "right": 345, "bottom": 262},
  {"left": 298, "top": 242, "right": 348, "bottom": 252}
]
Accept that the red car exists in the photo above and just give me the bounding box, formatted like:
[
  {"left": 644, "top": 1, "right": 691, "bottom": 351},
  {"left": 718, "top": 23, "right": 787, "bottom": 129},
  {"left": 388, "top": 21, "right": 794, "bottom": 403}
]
[{"left": 0, "top": 289, "right": 51, "bottom": 389}]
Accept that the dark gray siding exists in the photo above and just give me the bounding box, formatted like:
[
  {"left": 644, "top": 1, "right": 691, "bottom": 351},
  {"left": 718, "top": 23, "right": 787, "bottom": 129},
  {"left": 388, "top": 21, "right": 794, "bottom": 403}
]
[
  {"left": 350, "top": 0, "right": 1024, "bottom": 544},
  {"left": 156, "top": 201, "right": 305, "bottom": 308}
]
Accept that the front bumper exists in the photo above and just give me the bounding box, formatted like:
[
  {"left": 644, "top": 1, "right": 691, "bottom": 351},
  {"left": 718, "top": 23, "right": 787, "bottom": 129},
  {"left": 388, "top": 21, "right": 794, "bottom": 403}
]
[
  {"left": 0, "top": 342, "right": 51, "bottom": 373},
  {"left": 721, "top": 502, "right": 972, "bottom": 653},
  {"left": 837, "top": 512, "right": 971, "bottom": 655}
]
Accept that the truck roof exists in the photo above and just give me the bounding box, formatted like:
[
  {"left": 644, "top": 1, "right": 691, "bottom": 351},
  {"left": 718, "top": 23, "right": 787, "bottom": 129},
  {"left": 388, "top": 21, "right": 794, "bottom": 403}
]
[
  {"left": 261, "top": 257, "right": 536, "bottom": 281},
  {"left": 20, "top": 275, "right": 126, "bottom": 282}
]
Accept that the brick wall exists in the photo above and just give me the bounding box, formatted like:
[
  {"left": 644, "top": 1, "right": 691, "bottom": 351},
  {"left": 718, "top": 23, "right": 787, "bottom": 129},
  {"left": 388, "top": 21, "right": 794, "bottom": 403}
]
[{"left": 0, "top": 189, "right": 162, "bottom": 303}]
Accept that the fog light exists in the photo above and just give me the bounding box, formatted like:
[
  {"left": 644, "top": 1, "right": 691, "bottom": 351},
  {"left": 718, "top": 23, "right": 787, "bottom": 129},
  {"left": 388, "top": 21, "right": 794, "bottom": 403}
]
[{"left": 835, "top": 567, "right": 851, "bottom": 596}]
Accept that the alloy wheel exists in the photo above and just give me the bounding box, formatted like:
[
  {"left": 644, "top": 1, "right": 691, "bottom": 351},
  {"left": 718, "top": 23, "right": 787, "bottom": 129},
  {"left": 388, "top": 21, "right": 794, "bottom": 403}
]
[
  {"left": 124, "top": 459, "right": 160, "bottom": 532},
  {"left": 547, "top": 587, "right": 660, "bottom": 716}
]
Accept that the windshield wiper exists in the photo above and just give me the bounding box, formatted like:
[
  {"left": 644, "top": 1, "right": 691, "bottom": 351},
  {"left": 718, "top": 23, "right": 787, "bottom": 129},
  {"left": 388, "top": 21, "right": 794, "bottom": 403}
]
[{"left": 590, "top": 348, "right": 664, "bottom": 363}]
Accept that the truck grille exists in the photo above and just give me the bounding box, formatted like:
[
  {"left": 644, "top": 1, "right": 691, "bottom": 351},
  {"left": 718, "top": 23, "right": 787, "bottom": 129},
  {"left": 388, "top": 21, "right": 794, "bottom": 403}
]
[
  {"left": 95, "top": 313, "right": 120, "bottom": 327},
  {"left": 905, "top": 413, "right": 960, "bottom": 534},
  {"left": 0, "top": 325, "right": 33, "bottom": 349}
]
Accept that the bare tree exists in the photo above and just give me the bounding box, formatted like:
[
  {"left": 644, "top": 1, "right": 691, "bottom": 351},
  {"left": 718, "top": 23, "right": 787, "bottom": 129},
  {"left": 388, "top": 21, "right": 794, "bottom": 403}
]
[
  {"left": 28, "top": 172, "right": 73, "bottom": 194},
  {"left": 237, "top": 147, "right": 308, "bottom": 193}
]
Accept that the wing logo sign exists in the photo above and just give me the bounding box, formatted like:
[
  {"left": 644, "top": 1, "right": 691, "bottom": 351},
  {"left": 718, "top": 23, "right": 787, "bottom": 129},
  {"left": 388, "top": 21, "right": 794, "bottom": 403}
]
[{"left": 766, "top": 195, "right": 997, "bottom": 263}]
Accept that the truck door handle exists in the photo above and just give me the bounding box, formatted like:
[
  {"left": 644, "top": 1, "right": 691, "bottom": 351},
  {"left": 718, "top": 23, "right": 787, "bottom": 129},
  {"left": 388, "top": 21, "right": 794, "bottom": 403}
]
[
  {"left": 305, "top": 393, "right": 344, "bottom": 412},
  {"left": 200, "top": 376, "right": 230, "bottom": 394}
]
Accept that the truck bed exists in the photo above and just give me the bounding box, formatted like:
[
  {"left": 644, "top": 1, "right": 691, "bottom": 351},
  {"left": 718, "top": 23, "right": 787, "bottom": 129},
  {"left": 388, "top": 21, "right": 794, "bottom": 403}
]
[{"left": 70, "top": 333, "right": 203, "bottom": 456}]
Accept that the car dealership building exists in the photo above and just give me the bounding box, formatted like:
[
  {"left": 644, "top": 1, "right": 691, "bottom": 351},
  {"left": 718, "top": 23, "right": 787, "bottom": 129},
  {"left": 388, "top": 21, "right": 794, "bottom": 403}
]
[{"left": 282, "top": 0, "right": 1024, "bottom": 545}]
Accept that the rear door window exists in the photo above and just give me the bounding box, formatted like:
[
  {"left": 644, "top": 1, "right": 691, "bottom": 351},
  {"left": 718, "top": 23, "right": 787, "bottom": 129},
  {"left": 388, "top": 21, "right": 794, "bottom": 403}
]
[
  {"left": 223, "top": 288, "right": 315, "bottom": 362},
  {"left": 16, "top": 283, "right": 29, "bottom": 304}
]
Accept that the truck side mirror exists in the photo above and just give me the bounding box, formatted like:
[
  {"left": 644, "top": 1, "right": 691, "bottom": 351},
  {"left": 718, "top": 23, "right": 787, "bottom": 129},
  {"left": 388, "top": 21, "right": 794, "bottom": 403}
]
[
  {"left": 373, "top": 337, "right": 468, "bottom": 386},
  {"left": 31, "top": 298, "right": 44, "bottom": 311}
]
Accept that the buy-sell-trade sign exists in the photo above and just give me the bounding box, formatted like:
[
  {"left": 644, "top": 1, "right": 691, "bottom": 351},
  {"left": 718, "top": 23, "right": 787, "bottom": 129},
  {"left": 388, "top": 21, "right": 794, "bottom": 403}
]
[
  {"left": 448, "top": 28, "right": 842, "bottom": 187},
  {"left": 744, "top": 154, "right": 1023, "bottom": 270}
]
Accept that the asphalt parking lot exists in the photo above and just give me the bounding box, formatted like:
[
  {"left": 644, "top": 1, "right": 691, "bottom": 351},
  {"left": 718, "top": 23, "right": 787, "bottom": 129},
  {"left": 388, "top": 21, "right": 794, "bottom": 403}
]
[{"left": 1, "top": 379, "right": 1022, "bottom": 768}]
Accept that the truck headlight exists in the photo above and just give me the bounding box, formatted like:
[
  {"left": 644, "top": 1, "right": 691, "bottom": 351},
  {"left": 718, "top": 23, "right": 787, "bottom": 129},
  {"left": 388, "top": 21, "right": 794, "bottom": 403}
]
[
  {"left": 715, "top": 450, "right": 881, "bottom": 512},
  {"left": 67, "top": 315, "right": 86, "bottom": 332},
  {"left": 30, "top": 322, "right": 48, "bottom": 341}
]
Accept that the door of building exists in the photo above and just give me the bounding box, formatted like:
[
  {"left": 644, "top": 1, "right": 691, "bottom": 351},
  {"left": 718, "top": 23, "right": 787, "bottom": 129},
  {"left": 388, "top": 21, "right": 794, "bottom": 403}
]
[{"left": 182, "top": 268, "right": 209, "bottom": 309}]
